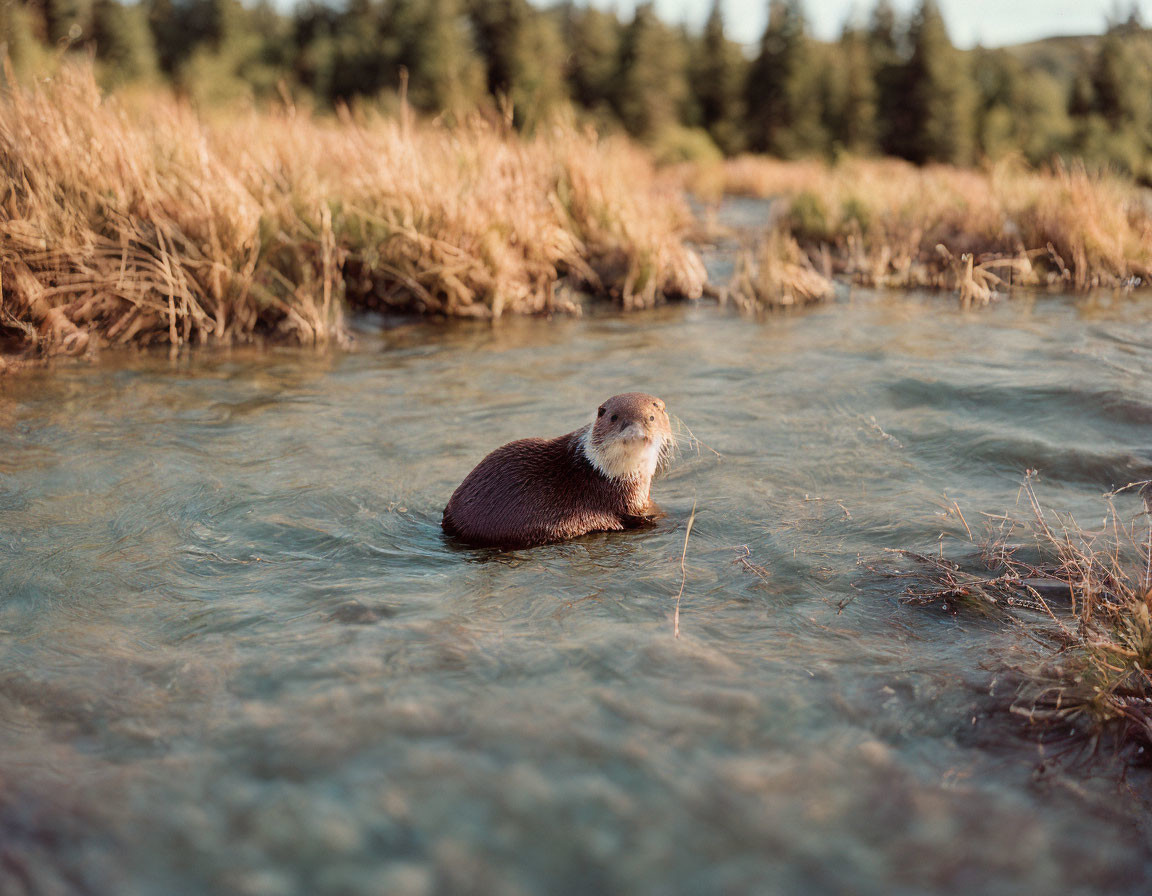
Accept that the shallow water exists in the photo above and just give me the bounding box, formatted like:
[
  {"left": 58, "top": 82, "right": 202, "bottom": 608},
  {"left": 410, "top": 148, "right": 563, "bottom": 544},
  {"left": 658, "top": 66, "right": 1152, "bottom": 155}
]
[{"left": 2, "top": 291, "right": 1152, "bottom": 895}]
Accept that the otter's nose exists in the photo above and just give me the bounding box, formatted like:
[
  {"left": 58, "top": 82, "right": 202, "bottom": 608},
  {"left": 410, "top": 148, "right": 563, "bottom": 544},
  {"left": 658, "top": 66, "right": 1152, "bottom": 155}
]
[{"left": 620, "top": 420, "right": 647, "bottom": 441}]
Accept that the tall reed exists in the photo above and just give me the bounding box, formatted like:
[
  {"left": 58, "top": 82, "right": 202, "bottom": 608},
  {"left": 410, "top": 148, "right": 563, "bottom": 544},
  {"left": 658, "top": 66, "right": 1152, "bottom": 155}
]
[
  {"left": 686, "top": 156, "right": 1152, "bottom": 302},
  {"left": 0, "top": 61, "right": 705, "bottom": 356}
]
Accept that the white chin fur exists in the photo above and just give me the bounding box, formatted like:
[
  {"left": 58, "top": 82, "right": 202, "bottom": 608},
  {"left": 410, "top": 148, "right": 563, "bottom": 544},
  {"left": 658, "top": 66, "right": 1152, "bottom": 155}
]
[{"left": 582, "top": 425, "right": 661, "bottom": 481}]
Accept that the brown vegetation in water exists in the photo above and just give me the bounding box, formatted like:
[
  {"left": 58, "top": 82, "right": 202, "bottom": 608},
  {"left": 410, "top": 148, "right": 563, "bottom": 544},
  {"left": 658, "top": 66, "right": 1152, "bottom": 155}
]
[
  {"left": 725, "top": 231, "right": 835, "bottom": 310},
  {"left": 871, "top": 475, "right": 1152, "bottom": 759},
  {"left": 686, "top": 156, "right": 1152, "bottom": 305},
  {"left": 0, "top": 61, "right": 705, "bottom": 358}
]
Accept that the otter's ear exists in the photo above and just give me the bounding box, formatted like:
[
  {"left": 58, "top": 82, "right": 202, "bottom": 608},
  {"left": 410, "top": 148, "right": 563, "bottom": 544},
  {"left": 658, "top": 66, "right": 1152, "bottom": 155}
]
[{"left": 597, "top": 407, "right": 606, "bottom": 417}]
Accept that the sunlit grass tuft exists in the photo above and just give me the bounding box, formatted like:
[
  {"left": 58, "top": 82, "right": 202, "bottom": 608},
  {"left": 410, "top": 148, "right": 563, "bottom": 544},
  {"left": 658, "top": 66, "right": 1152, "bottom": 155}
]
[
  {"left": 727, "top": 230, "right": 835, "bottom": 310},
  {"left": 873, "top": 474, "right": 1152, "bottom": 759},
  {"left": 0, "top": 60, "right": 704, "bottom": 357},
  {"left": 684, "top": 155, "right": 1152, "bottom": 303}
]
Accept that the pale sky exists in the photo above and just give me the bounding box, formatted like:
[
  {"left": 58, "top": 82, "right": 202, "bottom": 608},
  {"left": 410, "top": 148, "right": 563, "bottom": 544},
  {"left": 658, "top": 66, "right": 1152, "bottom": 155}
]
[{"left": 588, "top": 0, "right": 1151, "bottom": 48}]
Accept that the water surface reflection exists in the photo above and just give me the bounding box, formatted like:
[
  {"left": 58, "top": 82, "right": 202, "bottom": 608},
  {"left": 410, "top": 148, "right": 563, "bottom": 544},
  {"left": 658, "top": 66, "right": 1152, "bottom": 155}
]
[{"left": 2, "top": 294, "right": 1152, "bottom": 894}]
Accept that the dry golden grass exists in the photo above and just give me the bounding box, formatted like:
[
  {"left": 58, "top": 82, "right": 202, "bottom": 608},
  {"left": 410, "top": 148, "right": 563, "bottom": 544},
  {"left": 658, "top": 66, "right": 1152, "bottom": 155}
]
[
  {"left": 873, "top": 475, "right": 1152, "bottom": 758},
  {"left": 0, "top": 61, "right": 705, "bottom": 357},
  {"left": 725, "top": 231, "right": 835, "bottom": 310},
  {"left": 685, "top": 155, "right": 1152, "bottom": 304}
]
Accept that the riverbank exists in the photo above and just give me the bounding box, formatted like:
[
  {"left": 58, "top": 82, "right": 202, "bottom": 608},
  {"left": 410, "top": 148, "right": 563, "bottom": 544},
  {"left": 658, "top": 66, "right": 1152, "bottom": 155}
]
[
  {"left": 6, "top": 63, "right": 1152, "bottom": 363},
  {"left": 0, "top": 62, "right": 705, "bottom": 358},
  {"left": 685, "top": 156, "right": 1152, "bottom": 305}
]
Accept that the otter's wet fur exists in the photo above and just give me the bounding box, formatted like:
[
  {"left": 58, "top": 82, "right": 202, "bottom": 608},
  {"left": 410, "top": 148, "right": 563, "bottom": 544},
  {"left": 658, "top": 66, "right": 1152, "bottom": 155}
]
[{"left": 442, "top": 393, "right": 672, "bottom": 549}]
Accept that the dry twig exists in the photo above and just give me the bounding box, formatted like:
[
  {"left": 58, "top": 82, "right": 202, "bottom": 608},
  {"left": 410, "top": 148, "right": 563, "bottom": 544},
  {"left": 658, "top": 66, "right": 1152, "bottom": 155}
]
[{"left": 673, "top": 500, "right": 697, "bottom": 639}]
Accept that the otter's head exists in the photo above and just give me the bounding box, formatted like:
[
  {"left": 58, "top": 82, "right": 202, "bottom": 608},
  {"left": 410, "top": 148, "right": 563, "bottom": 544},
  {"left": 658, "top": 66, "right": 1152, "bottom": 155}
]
[{"left": 582, "top": 392, "right": 672, "bottom": 482}]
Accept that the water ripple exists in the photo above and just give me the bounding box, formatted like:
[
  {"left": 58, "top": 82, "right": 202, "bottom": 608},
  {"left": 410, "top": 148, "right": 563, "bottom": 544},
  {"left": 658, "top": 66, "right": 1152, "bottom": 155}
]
[{"left": 2, "top": 297, "right": 1152, "bottom": 894}]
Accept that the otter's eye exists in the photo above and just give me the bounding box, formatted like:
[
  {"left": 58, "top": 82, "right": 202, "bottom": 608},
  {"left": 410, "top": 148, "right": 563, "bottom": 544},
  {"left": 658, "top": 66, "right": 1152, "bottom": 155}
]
[
  {"left": 611, "top": 414, "right": 618, "bottom": 423},
  {"left": 649, "top": 415, "right": 654, "bottom": 421},
  {"left": 598, "top": 407, "right": 605, "bottom": 417}
]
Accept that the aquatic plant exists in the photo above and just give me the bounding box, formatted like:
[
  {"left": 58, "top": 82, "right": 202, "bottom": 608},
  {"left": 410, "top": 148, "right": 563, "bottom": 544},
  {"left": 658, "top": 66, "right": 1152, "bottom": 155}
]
[
  {"left": 0, "top": 60, "right": 705, "bottom": 357},
  {"left": 726, "top": 230, "right": 835, "bottom": 310},
  {"left": 684, "top": 155, "right": 1152, "bottom": 302},
  {"left": 872, "top": 475, "right": 1152, "bottom": 759}
]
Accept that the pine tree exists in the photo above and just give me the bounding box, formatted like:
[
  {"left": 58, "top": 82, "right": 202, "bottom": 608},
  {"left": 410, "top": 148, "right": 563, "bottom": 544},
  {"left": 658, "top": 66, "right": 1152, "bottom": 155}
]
[
  {"left": 468, "top": 0, "right": 568, "bottom": 125},
  {"left": 893, "top": 0, "right": 974, "bottom": 164},
  {"left": 323, "top": 0, "right": 391, "bottom": 104},
  {"left": 392, "top": 0, "right": 484, "bottom": 113},
  {"left": 558, "top": 2, "right": 621, "bottom": 115},
  {"left": 745, "top": 0, "right": 824, "bottom": 156},
  {"left": 288, "top": 2, "right": 341, "bottom": 101},
  {"left": 1070, "top": 27, "right": 1152, "bottom": 178},
  {"left": 1090, "top": 31, "right": 1151, "bottom": 130},
  {"left": 973, "top": 48, "right": 1069, "bottom": 163},
  {"left": 91, "top": 0, "right": 159, "bottom": 84},
  {"left": 612, "top": 3, "right": 688, "bottom": 140},
  {"left": 691, "top": 0, "right": 746, "bottom": 154},
  {"left": 146, "top": 0, "right": 245, "bottom": 75},
  {"left": 867, "top": 0, "right": 906, "bottom": 156},
  {"left": 1068, "top": 67, "right": 1095, "bottom": 119},
  {"left": 145, "top": 0, "right": 181, "bottom": 73},
  {"left": 822, "top": 22, "right": 877, "bottom": 154},
  {"left": 1012, "top": 68, "right": 1072, "bottom": 162}
]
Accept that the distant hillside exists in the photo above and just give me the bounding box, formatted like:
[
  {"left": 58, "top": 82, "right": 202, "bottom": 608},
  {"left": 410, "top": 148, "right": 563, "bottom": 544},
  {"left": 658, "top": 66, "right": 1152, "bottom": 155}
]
[{"left": 1005, "top": 35, "right": 1103, "bottom": 85}]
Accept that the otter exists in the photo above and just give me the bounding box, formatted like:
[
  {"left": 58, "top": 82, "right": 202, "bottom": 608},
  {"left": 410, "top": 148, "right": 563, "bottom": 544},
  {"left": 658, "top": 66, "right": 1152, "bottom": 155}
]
[{"left": 442, "top": 392, "right": 672, "bottom": 549}]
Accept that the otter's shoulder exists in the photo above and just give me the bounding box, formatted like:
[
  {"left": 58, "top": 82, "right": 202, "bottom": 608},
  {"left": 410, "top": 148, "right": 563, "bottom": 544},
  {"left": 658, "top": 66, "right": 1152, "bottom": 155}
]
[{"left": 469, "top": 428, "right": 586, "bottom": 477}]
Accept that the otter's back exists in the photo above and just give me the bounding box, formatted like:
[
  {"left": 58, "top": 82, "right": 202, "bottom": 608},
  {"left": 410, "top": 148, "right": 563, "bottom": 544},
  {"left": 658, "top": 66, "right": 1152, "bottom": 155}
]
[{"left": 442, "top": 431, "right": 645, "bottom": 548}]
